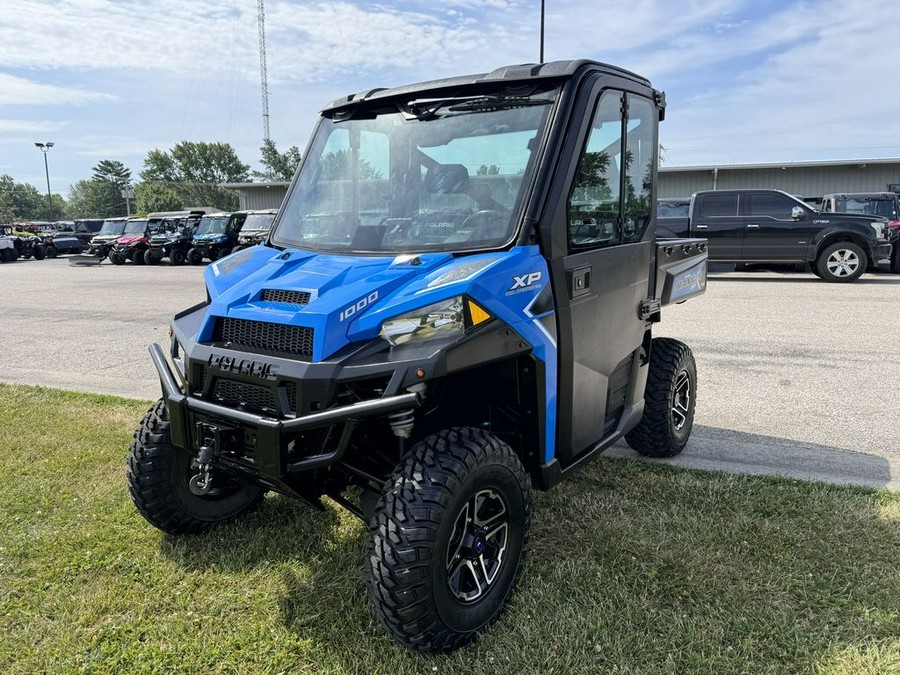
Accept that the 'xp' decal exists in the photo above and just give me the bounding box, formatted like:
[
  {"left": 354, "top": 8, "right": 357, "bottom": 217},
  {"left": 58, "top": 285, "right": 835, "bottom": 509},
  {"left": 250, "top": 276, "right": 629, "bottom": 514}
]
[
  {"left": 340, "top": 291, "right": 379, "bottom": 321},
  {"left": 507, "top": 271, "right": 543, "bottom": 295}
]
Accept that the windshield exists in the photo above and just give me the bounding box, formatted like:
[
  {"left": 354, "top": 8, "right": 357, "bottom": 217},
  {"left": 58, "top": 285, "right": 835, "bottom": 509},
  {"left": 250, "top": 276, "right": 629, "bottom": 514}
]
[
  {"left": 243, "top": 213, "right": 275, "bottom": 232},
  {"left": 197, "top": 216, "right": 228, "bottom": 235},
  {"left": 123, "top": 220, "right": 147, "bottom": 235},
  {"left": 98, "top": 220, "right": 125, "bottom": 235},
  {"left": 835, "top": 197, "right": 897, "bottom": 219},
  {"left": 273, "top": 87, "right": 557, "bottom": 254}
]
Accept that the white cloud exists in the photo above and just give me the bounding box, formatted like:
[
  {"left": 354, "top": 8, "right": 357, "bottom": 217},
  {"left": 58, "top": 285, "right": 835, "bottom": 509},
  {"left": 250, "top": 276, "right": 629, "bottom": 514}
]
[
  {"left": 0, "top": 119, "right": 64, "bottom": 134},
  {"left": 0, "top": 74, "right": 115, "bottom": 106}
]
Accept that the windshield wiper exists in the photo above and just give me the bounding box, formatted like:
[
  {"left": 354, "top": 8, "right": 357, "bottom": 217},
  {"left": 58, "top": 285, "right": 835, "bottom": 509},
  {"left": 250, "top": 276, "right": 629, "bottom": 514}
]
[{"left": 406, "top": 95, "right": 551, "bottom": 120}]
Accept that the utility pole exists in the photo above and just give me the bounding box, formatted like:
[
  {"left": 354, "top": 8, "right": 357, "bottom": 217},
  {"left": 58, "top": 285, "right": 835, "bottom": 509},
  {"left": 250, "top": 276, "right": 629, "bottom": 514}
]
[
  {"left": 34, "top": 141, "right": 55, "bottom": 219},
  {"left": 257, "top": 0, "right": 271, "bottom": 141}
]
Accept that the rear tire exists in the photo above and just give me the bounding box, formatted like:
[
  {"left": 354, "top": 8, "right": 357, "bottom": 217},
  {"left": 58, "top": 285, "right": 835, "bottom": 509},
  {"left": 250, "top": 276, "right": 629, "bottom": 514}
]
[
  {"left": 367, "top": 427, "right": 530, "bottom": 654},
  {"left": 127, "top": 400, "right": 265, "bottom": 534},
  {"left": 32, "top": 243, "right": 46, "bottom": 260},
  {"left": 816, "top": 241, "right": 866, "bottom": 283},
  {"left": 625, "top": 337, "right": 697, "bottom": 458}
]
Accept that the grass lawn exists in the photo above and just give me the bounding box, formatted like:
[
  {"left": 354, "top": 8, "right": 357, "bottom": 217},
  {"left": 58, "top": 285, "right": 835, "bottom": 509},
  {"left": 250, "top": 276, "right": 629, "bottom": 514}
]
[{"left": 1, "top": 383, "right": 899, "bottom": 674}]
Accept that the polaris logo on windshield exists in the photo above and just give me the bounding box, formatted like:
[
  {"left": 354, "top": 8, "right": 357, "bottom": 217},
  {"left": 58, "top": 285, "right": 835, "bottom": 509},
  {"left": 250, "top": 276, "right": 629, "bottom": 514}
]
[{"left": 340, "top": 291, "right": 379, "bottom": 321}]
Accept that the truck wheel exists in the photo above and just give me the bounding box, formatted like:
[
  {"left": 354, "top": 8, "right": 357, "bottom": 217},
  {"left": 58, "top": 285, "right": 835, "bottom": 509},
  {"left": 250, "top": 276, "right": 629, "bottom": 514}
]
[
  {"left": 143, "top": 250, "right": 159, "bottom": 265},
  {"left": 816, "top": 242, "right": 866, "bottom": 282},
  {"left": 32, "top": 243, "right": 46, "bottom": 260},
  {"left": 45, "top": 245, "right": 58, "bottom": 258},
  {"left": 171, "top": 249, "right": 186, "bottom": 266},
  {"left": 127, "top": 400, "right": 264, "bottom": 535},
  {"left": 108, "top": 251, "right": 124, "bottom": 265},
  {"left": 625, "top": 337, "right": 697, "bottom": 458},
  {"left": 188, "top": 248, "right": 203, "bottom": 265},
  {"left": 367, "top": 427, "right": 530, "bottom": 654},
  {"left": 133, "top": 249, "right": 146, "bottom": 265}
]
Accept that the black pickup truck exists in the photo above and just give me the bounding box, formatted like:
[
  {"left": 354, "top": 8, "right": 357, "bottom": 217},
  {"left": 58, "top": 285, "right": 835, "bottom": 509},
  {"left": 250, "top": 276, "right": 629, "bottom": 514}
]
[{"left": 658, "top": 189, "right": 894, "bottom": 282}]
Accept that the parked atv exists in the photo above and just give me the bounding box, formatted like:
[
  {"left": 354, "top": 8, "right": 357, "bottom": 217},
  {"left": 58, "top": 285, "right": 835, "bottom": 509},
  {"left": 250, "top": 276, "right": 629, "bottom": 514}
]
[
  {"left": 0, "top": 232, "right": 15, "bottom": 262},
  {"left": 233, "top": 209, "right": 277, "bottom": 250},
  {"left": 144, "top": 214, "right": 202, "bottom": 265},
  {"left": 35, "top": 226, "right": 85, "bottom": 258},
  {"left": 128, "top": 60, "right": 709, "bottom": 653},
  {"left": 187, "top": 212, "right": 247, "bottom": 264},
  {"left": 88, "top": 217, "right": 129, "bottom": 260},
  {"left": 3, "top": 225, "right": 45, "bottom": 260},
  {"left": 108, "top": 218, "right": 153, "bottom": 265}
]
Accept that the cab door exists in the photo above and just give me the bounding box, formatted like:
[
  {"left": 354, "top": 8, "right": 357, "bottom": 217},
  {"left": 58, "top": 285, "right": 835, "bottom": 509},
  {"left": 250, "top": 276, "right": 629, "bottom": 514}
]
[
  {"left": 691, "top": 192, "right": 743, "bottom": 259},
  {"left": 541, "top": 81, "right": 659, "bottom": 468},
  {"left": 741, "top": 191, "right": 812, "bottom": 261}
]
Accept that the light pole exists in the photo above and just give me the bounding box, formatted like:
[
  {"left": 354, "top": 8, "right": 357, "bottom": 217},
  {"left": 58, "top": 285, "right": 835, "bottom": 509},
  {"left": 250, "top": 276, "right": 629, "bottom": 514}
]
[{"left": 34, "top": 141, "right": 55, "bottom": 219}]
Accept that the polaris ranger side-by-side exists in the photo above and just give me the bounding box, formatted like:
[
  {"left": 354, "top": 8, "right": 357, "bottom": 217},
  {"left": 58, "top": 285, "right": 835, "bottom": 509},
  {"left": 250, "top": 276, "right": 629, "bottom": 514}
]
[
  {"left": 128, "top": 60, "right": 708, "bottom": 653},
  {"left": 187, "top": 212, "right": 247, "bottom": 264},
  {"left": 234, "top": 209, "right": 278, "bottom": 250}
]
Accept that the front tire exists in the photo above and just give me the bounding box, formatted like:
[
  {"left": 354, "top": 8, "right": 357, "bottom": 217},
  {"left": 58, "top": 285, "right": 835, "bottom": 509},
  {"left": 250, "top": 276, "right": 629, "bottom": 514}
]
[
  {"left": 625, "top": 337, "right": 697, "bottom": 458},
  {"left": 816, "top": 241, "right": 866, "bottom": 283},
  {"left": 367, "top": 427, "right": 530, "bottom": 654},
  {"left": 127, "top": 400, "right": 264, "bottom": 534},
  {"left": 108, "top": 251, "right": 125, "bottom": 265},
  {"left": 170, "top": 248, "right": 186, "bottom": 266},
  {"left": 187, "top": 248, "right": 203, "bottom": 265},
  {"left": 32, "top": 243, "right": 46, "bottom": 260},
  {"left": 144, "top": 250, "right": 160, "bottom": 265},
  {"left": 890, "top": 245, "right": 900, "bottom": 274},
  {"left": 45, "top": 244, "right": 58, "bottom": 258}
]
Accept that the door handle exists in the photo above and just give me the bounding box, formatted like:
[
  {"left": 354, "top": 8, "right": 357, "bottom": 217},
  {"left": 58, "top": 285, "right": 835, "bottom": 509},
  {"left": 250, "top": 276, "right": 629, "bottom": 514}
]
[
  {"left": 694, "top": 224, "right": 708, "bottom": 229},
  {"left": 746, "top": 223, "right": 760, "bottom": 228}
]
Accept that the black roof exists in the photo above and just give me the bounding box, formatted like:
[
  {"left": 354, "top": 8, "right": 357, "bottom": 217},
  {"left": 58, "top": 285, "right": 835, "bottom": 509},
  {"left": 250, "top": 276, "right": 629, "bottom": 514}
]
[{"left": 323, "top": 59, "right": 650, "bottom": 113}]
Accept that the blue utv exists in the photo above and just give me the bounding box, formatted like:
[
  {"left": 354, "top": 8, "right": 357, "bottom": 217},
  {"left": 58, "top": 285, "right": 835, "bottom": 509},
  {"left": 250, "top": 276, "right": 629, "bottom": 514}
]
[{"left": 128, "top": 59, "right": 708, "bottom": 653}]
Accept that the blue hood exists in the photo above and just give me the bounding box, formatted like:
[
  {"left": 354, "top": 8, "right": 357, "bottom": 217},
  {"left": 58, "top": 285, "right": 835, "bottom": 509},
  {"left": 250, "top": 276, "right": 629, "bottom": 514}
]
[
  {"left": 194, "top": 232, "right": 228, "bottom": 243},
  {"left": 200, "top": 245, "right": 524, "bottom": 361}
]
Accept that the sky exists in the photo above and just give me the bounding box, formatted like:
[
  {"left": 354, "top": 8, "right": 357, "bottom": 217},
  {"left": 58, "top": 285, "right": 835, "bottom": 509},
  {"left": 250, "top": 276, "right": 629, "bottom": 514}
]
[{"left": 2, "top": 0, "right": 899, "bottom": 197}]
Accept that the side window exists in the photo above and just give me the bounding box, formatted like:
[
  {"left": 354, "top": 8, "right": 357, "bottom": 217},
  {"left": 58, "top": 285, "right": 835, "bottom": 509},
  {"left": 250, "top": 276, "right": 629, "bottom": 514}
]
[
  {"left": 700, "top": 193, "right": 738, "bottom": 217},
  {"left": 568, "top": 91, "right": 622, "bottom": 249},
  {"left": 622, "top": 95, "right": 655, "bottom": 243},
  {"left": 747, "top": 193, "right": 795, "bottom": 219}
]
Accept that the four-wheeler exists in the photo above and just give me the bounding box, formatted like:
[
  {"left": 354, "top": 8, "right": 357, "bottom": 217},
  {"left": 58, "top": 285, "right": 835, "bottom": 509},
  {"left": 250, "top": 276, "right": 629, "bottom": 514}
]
[
  {"left": 2, "top": 224, "right": 45, "bottom": 260},
  {"left": 34, "top": 226, "right": 85, "bottom": 258},
  {"left": 187, "top": 212, "right": 247, "bottom": 264},
  {"left": 144, "top": 212, "right": 205, "bottom": 265},
  {"left": 128, "top": 59, "right": 708, "bottom": 654},
  {"left": 88, "top": 217, "right": 129, "bottom": 260},
  {"left": 108, "top": 217, "right": 153, "bottom": 265},
  {"left": 0, "top": 231, "right": 15, "bottom": 262},
  {"left": 234, "top": 209, "right": 278, "bottom": 250}
]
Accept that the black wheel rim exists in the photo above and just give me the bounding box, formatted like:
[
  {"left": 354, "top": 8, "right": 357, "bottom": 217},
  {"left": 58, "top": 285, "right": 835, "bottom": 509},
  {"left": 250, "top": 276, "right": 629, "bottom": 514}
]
[
  {"left": 445, "top": 488, "right": 509, "bottom": 604},
  {"left": 672, "top": 369, "right": 691, "bottom": 431}
]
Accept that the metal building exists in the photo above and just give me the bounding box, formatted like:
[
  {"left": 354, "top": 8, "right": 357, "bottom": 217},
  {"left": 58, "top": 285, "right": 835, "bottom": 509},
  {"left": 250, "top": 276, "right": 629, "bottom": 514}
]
[
  {"left": 222, "top": 182, "right": 289, "bottom": 210},
  {"left": 659, "top": 158, "right": 900, "bottom": 202},
  {"left": 224, "top": 158, "right": 900, "bottom": 211}
]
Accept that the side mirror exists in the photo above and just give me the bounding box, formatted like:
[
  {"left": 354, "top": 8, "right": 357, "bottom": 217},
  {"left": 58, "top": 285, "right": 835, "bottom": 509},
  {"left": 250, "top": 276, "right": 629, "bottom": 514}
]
[{"left": 791, "top": 206, "right": 806, "bottom": 221}]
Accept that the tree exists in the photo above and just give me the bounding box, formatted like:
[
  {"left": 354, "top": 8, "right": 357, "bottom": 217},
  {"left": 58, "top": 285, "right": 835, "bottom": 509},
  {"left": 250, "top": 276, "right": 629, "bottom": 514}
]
[
  {"left": 476, "top": 164, "right": 500, "bottom": 176},
  {"left": 93, "top": 159, "right": 131, "bottom": 188},
  {"left": 320, "top": 150, "right": 381, "bottom": 181},
  {"left": 140, "top": 141, "right": 249, "bottom": 210},
  {"left": 0, "top": 175, "right": 44, "bottom": 222},
  {"left": 134, "top": 182, "right": 182, "bottom": 214},
  {"left": 253, "top": 139, "right": 301, "bottom": 181}
]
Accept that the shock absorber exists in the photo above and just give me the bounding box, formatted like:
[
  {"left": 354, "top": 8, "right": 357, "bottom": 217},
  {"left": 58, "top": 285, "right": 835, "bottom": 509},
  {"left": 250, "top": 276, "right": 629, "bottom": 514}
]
[{"left": 388, "top": 409, "right": 415, "bottom": 438}]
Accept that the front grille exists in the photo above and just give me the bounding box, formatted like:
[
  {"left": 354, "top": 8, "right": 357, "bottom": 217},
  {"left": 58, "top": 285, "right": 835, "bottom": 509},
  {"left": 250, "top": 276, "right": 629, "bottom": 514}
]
[
  {"left": 261, "top": 289, "right": 312, "bottom": 306},
  {"left": 215, "top": 317, "right": 314, "bottom": 358},
  {"left": 212, "top": 379, "right": 298, "bottom": 415}
]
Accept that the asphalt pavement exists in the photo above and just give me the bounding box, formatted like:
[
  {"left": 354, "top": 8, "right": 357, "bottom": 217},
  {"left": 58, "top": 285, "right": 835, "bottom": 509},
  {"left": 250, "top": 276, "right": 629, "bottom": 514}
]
[{"left": 1, "top": 256, "right": 898, "bottom": 490}]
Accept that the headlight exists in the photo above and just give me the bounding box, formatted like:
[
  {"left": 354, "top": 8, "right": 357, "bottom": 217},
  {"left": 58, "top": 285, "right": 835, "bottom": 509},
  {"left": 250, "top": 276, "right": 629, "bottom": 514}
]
[{"left": 379, "top": 296, "right": 491, "bottom": 346}]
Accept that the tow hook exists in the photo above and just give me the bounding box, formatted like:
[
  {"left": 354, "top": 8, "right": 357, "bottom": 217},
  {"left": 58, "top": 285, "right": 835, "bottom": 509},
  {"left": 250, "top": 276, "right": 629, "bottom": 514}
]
[
  {"left": 189, "top": 422, "right": 224, "bottom": 496},
  {"left": 189, "top": 444, "right": 215, "bottom": 495}
]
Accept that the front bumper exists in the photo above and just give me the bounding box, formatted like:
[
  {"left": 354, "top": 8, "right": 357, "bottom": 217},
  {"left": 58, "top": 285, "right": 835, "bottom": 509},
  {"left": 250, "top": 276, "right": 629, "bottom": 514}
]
[
  {"left": 873, "top": 241, "right": 893, "bottom": 264},
  {"left": 149, "top": 343, "right": 422, "bottom": 490}
]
